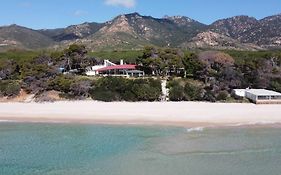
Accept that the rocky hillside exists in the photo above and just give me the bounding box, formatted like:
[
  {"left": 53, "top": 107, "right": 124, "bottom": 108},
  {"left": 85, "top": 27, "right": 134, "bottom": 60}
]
[
  {"left": 209, "top": 14, "right": 281, "bottom": 49},
  {"left": 73, "top": 13, "right": 207, "bottom": 50},
  {"left": 39, "top": 22, "right": 104, "bottom": 42},
  {"left": 182, "top": 31, "right": 263, "bottom": 51},
  {"left": 1, "top": 13, "right": 281, "bottom": 51},
  {"left": 0, "top": 24, "right": 54, "bottom": 51},
  {"left": 257, "top": 14, "right": 281, "bottom": 47}
]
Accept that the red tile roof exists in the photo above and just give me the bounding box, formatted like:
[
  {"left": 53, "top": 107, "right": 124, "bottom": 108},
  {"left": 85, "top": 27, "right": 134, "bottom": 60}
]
[{"left": 97, "top": 64, "right": 137, "bottom": 72}]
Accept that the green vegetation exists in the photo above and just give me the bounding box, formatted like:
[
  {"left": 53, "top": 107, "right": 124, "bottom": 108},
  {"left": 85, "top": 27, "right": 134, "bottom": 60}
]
[
  {"left": 0, "top": 50, "right": 40, "bottom": 62},
  {"left": 88, "top": 50, "right": 143, "bottom": 63},
  {"left": 48, "top": 75, "right": 93, "bottom": 100},
  {"left": 270, "top": 78, "right": 281, "bottom": 92},
  {"left": 90, "top": 77, "right": 161, "bottom": 102},
  {"left": 168, "top": 79, "right": 205, "bottom": 101},
  {"left": 0, "top": 44, "right": 280, "bottom": 102},
  {"left": 0, "top": 80, "right": 21, "bottom": 97},
  {"left": 137, "top": 46, "right": 186, "bottom": 76}
]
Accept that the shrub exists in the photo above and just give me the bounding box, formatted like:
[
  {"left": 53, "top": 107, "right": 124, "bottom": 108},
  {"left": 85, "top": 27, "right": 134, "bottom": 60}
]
[
  {"left": 69, "top": 80, "right": 92, "bottom": 99},
  {"left": 0, "top": 80, "right": 21, "bottom": 97},
  {"left": 47, "top": 75, "right": 93, "bottom": 100},
  {"left": 168, "top": 80, "right": 185, "bottom": 101},
  {"left": 184, "top": 81, "right": 204, "bottom": 101},
  {"left": 168, "top": 79, "right": 205, "bottom": 101},
  {"left": 0, "top": 59, "right": 20, "bottom": 80},
  {"left": 131, "top": 79, "right": 162, "bottom": 101},
  {"left": 202, "top": 87, "right": 216, "bottom": 102},
  {"left": 270, "top": 78, "right": 281, "bottom": 93},
  {"left": 90, "top": 77, "right": 127, "bottom": 101},
  {"left": 90, "top": 77, "right": 161, "bottom": 102},
  {"left": 48, "top": 75, "right": 75, "bottom": 93},
  {"left": 216, "top": 90, "right": 229, "bottom": 101}
]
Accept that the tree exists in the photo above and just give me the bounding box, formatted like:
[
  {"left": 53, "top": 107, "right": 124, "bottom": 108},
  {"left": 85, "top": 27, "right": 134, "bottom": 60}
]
[
  {"left": 21, "top": 56, "right": 58, "bottom": 94},
  {"left": 63, "top": 44, "right": 89, "bottom": 72},
  {"left": 137, "top": 47, "right": 185, "bottom": 76},
  {"left": 137, "top": 46, "right": 159, "bottom": 75},
  {"left": 182, "top": 53, "right": 203, "bottom": 78},
  {"left": 198, "top": 51, "right": 234, "bottom": 70},
  {"left": 161, "top": 48, "right": 184, "bottom": 76}
]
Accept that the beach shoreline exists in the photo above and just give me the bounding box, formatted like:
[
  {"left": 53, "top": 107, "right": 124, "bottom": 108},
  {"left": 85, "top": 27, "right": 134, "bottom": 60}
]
[{"left": 0, "top": 101, "right": 281, "bottom": 127}]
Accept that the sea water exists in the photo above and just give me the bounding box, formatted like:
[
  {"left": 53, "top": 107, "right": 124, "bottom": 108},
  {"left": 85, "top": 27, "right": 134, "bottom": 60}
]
[{"left": 0, "top": 123, "right": 281, "bottom": 175}]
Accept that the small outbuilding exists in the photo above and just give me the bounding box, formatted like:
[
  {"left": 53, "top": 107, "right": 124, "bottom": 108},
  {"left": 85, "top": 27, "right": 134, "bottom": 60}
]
[{"left": 233, "top": 89, "right": 281, "bottom": 104}]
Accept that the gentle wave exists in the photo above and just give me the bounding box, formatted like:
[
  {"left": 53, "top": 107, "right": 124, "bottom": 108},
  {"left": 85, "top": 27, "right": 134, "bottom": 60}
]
[
  {"left": 167, "top": 148, "right": 277, "bottom": 157},
  {"left": 0, "top": 120, "right": 16, "bottom": 123},
  {"left": 186, "top": 127, "right": 205, "bottom": 133},
  {"left": 0, "top": 120, "right": 73, "bottom": 124},
  {"left": 229, "top": 121, "right": 281, "bottom": 127}
]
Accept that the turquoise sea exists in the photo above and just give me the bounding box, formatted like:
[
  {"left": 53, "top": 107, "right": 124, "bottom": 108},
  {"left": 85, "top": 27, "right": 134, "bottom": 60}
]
[{"left": 1, "top": 122, "right": 281, "bottom": 175}]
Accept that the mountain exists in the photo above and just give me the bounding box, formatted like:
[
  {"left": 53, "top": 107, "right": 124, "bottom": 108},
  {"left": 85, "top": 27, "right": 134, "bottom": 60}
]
[
  {"left": 209, "top": 14, "right": 281, "bottom": 48},
  {"left": 0, "top": 13, "right": 281, "bottom": 51},
  {"left": 89, "top": 13, "right": 206, "bottom": 48},
  {"left": 182, "top": 31, "right": 262, "bottom": 51},
  {"left": 62, "top": 13, "right": 207, "bottom": 51},
  {"left": 256, "top": 14, "right": 281, "bottom": 48},
  {"left": 66, "top": 14, "right": 150, "bottom": 51},
  {"left": 39, "top": 22, "right": 104, "bottom": 42},
  {"left": 210, "top": 16, "right": 260, "bottom": 40},
  {"left": 0, "top": 24, "right": 54, "bottom": 51},
  {"left": 164, "top": 15, "right": 208, "bottom": 37}
]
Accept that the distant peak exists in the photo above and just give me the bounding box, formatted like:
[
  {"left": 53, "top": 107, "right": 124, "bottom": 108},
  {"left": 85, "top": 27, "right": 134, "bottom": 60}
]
[
  {"left": 9, "top": 24, "right": 20, "bottom": 27},
  {"left": 81, "top": 22, "right": 91, "bottom": 25},
  {"left": 127, "top": 12, "right": 141, "bottom": 16},
  {"left": 115, "top": 14, "right": 128, "bottom": 21},
  {"left": 164, "top": 15, "right": 194, "bottom": 22},
  {"left": 5, "top": 24, "right": 27, "bottom": 29},
  {"left": 217, "top": 15, "right": 257, "bottom": 22},
  {"left": 261, "top": 13, "right": 281, "bottom": 21},
  {"left": 164, "top": 15, "right": 184, "bottom": 19},
  {"left": 124, "top": 12, "right": 144, "bottom": 19},
  {"left": 233, "top": 15, "right": 257, "bottom": 20},
  {"left": 112, "top": 13, "right": 144, "bottom": 22}
]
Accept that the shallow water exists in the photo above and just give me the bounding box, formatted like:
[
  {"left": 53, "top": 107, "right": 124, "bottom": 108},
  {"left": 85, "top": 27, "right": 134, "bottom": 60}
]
[{"left": 0, "top": 123, "right": 281, "bottom": 175}]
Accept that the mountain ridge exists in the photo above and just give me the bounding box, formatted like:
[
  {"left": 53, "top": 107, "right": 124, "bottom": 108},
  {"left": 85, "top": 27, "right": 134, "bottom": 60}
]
[{"left": 1, "top": 12, "right": 281, "bottom": 51}]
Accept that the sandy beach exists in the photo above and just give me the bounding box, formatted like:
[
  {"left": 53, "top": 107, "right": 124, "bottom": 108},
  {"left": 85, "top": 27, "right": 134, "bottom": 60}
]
[{"left": 0, "top": 101, "right": 280, "bottom": 126}]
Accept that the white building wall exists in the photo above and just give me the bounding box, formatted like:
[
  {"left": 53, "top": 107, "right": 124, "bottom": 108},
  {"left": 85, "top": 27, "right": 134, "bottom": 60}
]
[
  {"left": 233, "top": 89, "right": 246, "bottom": 97},
  {"left": 234, "top": 89, "right": 281, "bottom": 104},
  {"left": 86, "top": 65, "right": 105, "bottom": 76},
  {"left": 245, "top": 91, "right": 258, "bottom": 102}
]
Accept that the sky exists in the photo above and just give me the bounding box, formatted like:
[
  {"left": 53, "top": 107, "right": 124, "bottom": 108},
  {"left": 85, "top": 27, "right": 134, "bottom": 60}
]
[{"left": 0, "top": 0, "right": 280, "bottom": 29}]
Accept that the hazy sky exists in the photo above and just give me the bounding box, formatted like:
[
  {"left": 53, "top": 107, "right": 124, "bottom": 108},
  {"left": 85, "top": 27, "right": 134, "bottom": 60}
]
[{"left": 0, "top": 0, "right": 280, "bottom": 29}]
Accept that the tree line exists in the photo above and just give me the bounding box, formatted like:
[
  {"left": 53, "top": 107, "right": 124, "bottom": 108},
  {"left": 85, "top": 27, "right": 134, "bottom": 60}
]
[
  {"left": 137, "top": 47, "right": 281, "bottom": 101},
  {"left": 0, "top": 44, "right": 280, "bottom": 102}
]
